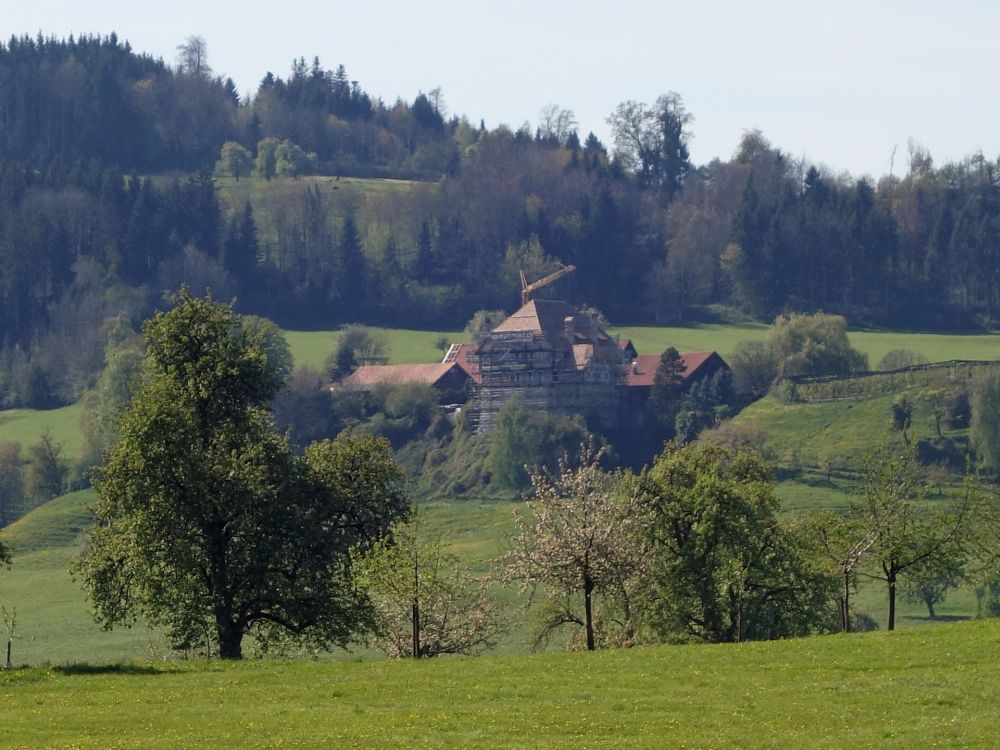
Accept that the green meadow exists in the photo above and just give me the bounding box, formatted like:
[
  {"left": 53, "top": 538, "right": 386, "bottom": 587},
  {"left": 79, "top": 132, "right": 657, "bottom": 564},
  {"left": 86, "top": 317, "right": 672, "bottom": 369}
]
[
  {"left": 284, "top": 327, "right": 463, "bottom": 371},
  {"left": 614, "top": 323, "right": 1000, "bottom": 363},
  {"left": 1, "top": 321, "right": 997, "bottom": 672},
  {"left": 0, "top": 488, "right": 983, "bottom": 670},
  {"left": 733, "top": 390, "right": 959, "bottom": 477},
  {"left": 0, "top": 403, "right": 84, "bottom": 459},
  {"left": 287, "top": 322, "right": 1000, "bottom": 375},
  {"left": 2, "top": 619, "right": 998, "bottom": 749}
]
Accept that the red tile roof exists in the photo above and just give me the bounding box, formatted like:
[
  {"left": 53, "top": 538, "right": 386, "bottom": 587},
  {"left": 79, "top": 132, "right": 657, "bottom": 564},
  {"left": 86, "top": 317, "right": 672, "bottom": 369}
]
[
  {"left": 442, "top": 343, "right": 481, "bottom": 384},
  {"left": 624, "top": 351, "right": 721, "bottom": 387},
  {"left": 340, "top": 362, "right": 465, "bottom": 390}
]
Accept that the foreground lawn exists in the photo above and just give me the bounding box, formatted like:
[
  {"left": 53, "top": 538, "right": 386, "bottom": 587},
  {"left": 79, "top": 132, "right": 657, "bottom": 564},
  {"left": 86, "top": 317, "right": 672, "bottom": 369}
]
[{"left": 2, "top": 619, "right": 998, "bottom": 748}]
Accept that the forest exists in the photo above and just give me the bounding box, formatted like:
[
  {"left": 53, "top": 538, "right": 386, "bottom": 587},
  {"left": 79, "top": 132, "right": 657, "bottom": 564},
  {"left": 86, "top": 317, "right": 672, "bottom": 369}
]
[{"left": 3, "top": 33, "right": 1000, "bottom": 410}]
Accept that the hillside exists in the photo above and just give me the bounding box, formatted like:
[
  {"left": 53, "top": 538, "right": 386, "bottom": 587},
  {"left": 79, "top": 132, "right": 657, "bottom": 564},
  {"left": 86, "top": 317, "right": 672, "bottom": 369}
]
[
  {"left": 733, "top": 358, "right": 977, "bottom": 482},
  {"left": 2, "top": 619, "right": 998, "bottom": 748}
]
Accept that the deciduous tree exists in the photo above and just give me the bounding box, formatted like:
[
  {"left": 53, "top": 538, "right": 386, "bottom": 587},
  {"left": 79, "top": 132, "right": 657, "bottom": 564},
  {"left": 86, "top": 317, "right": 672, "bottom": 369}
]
[
  {"left": 214, "top": 141, "right": 254, "bottom": 180},
  {"left": 640, "top": 443, "right": 836, "bottom": 643},
  {"left": 502, "top": 442, "right": 651, "bottom": 650},
  {"left": 769, "top": 313, "right": 868, "bottom": 378},
  {"left": 971, "top": 366, "right": 1000, "bottom": 470},
  {"left": 855, "top": 442, "right": 971, "bottom": 630},
  {"left": 76, "top": 292, "right": 407, "bottom": 659},
  {"left": 357, "top": 516, "right": 506, "bottom": 658},
  {"left": 25, "top": 431, "right": 67, "bottom": 505}
]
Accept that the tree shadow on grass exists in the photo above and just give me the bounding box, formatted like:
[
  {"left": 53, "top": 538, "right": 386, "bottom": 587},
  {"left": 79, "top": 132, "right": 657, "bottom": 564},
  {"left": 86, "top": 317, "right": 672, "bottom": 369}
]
[
  {"left": 904, "top": 614, "right": 972, "bottom": 624},
  {"left": 53, "top": 663, "right": 176, "bottom": 677}
]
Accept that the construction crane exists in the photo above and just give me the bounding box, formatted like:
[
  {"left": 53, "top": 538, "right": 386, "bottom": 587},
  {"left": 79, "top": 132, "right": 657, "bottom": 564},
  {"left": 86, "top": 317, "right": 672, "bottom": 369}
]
[{"left": 520, "top": 263, "right": 576, "bottom": 305}]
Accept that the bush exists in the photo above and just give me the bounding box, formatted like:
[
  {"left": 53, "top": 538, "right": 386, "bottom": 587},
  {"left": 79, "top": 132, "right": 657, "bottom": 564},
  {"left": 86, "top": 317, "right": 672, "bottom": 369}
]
[{"left": 728, "top": 340, "right": 776, "bottom": 398}]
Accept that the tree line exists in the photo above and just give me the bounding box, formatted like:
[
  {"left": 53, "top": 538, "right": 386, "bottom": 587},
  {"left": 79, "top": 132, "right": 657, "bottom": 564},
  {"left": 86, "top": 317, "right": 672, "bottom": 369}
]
[{"left": 6, "top": 34, "right": 1000, "bottom": 412}]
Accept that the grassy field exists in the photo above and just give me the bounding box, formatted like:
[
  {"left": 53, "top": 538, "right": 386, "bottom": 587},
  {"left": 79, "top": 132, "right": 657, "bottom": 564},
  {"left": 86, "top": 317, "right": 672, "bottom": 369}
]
[
  {"left": 614, "top": 322, "right": 1000, "bottom": 363},
  {"left": 0, "top": 488, "right": 983, "bottom": 669},
  {"left": 214, "top": 174, "right": 419, "bottom": 249},
  {"left": 0, "top": 494, "right": 528, "bottom": 666},
  {"left": 0, "top": 402, "right": 84, "bottom": 461},
  {"left": 0, "top": 491, "right": 166, "bottom": 666},
  {"left": 284, "top": 327, "right": 463, "bottom": 371},
  {"left": 733, "top": 391, "right": 957, "bottom": 475},
  {"left": 286, "top": 322, "right": 1000, "bottom": 377},
  {"left": 2, "top": 619, "right": 998, "bottom": 748}
]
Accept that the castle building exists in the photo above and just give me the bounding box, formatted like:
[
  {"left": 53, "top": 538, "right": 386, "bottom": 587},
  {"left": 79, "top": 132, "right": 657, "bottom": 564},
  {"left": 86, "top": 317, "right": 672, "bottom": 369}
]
[
  {"left": 336, "top": 298, "right": 728, "bottom": 434},
  {"left": 465, "top": 299, "right": 624, "bottom": 433}
]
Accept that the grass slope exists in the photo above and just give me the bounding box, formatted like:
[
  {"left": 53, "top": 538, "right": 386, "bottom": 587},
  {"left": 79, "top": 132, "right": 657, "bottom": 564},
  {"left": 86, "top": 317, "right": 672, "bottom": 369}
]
[
  {"left": 215, "top": 174, "right": 418, "bottom": 249},
  {"left": 0, "top": 491, "right": 165, "bottom": 666},
  {"left": 3, "top": 619, "right": 998, "bottom": 748},
  {"left": 0, "top": 402, "right": 84, "bottom": 461},
  {"left": 0, "top": 489, "right": 981, "bottom": 668}
]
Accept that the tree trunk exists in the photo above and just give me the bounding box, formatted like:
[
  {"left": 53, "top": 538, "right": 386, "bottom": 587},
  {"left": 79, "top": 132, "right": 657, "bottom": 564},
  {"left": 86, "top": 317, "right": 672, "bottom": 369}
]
[
  {"left": 412, "top": 599, "right": 421, "bottom": 658},
  {"left": 216, "top": 615, "right": 244, "bottom": 659},
  {"left": 843, "top": 571, "right": 851, "bottom": 633},
  {"left": 887, "top": 575, "right": 897, "bottom": 632},
  {"left": 583, "top": 573, "right": 595, "bottom": 651}
]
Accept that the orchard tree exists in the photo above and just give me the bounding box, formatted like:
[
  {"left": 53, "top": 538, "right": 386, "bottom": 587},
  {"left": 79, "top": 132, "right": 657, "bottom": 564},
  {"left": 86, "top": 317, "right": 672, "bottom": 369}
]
[
  {"left": 640, "top": 443, "right": 836, "bottom": 643},
  {"left": 904, "top": 556, "right": 965, "bottom": 619},
  {"left": 802, "top": 511, "right": 878, "bottom": 632},
  {"left": 25, "top": 431, "right": 67, "bottom": 504},
  {"left": 76, "top": 292, "right": 407, "bottom": 659},
  {"left": 502, "top": 442, "right": 651, "bottom": 650},
  {"left": 855, "top": 442, "right": 971, "bottom": 630},
  {"left": 356, "top": 516, "right": 506, "bottom": 658}
]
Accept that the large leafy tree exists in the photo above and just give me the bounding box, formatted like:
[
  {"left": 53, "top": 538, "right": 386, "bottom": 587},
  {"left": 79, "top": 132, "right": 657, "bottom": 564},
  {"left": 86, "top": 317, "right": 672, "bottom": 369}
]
[
  {"left": 640, "top": 443, "right": 835, "bottom": 643},
  {"left": 76, "top": 292, "right": 407, "bottom": 659},
  {"left": 768, "top": 312, "right": 869, "bottom": 378}
]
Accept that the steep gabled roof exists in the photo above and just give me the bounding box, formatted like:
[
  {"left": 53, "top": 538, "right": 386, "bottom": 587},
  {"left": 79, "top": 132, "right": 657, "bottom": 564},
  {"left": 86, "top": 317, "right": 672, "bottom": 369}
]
[
  {"left": 492, "top": 299, "right": 574, "bottom": 335},
  {"left": 490, "top": 299, "right": 612, "bottom": 347},
  {"left": 442, "top": 342, "right": 481, "bottom": 383},
  {"left": 340, "top": 362, "right": 466, "bottom": 390},
  {"left": 624, "top": 351, "right": 725, "bottom": 387}
]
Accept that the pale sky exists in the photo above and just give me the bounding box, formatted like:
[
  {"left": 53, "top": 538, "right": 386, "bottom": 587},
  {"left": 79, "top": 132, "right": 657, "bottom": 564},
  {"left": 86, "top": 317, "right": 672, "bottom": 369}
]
[{"left": 6, "top": 0, "right": 1000, "bottom": 179}]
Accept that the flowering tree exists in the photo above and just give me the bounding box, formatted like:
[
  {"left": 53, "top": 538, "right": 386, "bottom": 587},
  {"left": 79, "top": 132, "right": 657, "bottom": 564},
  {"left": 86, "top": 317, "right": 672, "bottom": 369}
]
[{"left": 502, "top": 442, "right": 651, "bottom": 650}]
